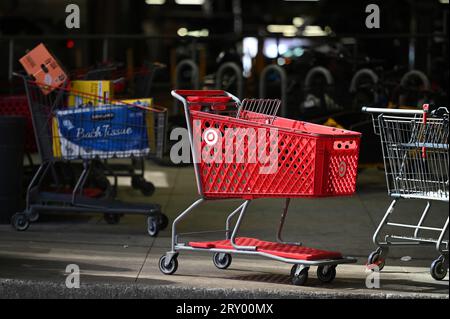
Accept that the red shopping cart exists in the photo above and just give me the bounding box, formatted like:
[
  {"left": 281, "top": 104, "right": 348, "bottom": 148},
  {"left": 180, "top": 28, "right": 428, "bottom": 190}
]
[{"left": 159, "top": 90, "right": 362, "bottom": 286}]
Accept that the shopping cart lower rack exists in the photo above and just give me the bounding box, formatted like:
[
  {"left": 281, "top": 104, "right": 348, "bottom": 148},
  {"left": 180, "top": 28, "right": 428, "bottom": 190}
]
[
  {"left": 159, "top": 90, "right": 362, "bottom": 286},
  {"left": 363, "top": 105, "right": 449, "bottom": 280},
  {"left": 12, "top": 74, "right": 168, "bottom": 237}
]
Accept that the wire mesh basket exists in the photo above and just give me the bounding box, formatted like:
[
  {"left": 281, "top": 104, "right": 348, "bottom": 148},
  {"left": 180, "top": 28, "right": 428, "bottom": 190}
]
[{"left": 24, "top": 80, "right": 167, "bottom": 162}]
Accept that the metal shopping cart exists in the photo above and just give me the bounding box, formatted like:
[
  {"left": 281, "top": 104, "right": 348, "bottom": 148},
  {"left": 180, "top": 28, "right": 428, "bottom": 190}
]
[
  {"left": 75, "top": 62, "right": 167, "bottom": 197},
  {"left": 158, "top": 90, "right": 362, "bottom": 286},
  {"left": 11, "top": 74, "right": 168, "bottom": 236},
  {"left": 363, "top": 105, "right": 449, "bottom": 280}
]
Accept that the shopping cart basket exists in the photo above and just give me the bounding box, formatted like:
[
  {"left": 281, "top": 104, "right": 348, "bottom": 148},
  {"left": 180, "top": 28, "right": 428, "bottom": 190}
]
[
  {"left": 159, "top": 90, "right": 362, "bottom": 286},
  {"left": 77, "top": 62, "right": 167, "bottom": 196},
  {"left": 363, "top": 105, "right": 449, "bottom": 280},
  {"left": 11, "top": 74, "right": 168, "bottom": 236}
]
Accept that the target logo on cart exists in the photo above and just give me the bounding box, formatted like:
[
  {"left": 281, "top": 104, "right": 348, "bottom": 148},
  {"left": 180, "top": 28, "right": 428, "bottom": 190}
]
[
  {"left": 338, "top": 161, "right": 347, "bottom": 177},
  {"left": 203, "top": 128, "right": 219, "bottom": 146}
]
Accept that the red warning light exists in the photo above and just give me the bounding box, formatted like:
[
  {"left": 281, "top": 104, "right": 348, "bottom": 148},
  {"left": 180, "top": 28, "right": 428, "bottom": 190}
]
[{"left": 66, "top": 39, "right": 75, "bottom": 49}]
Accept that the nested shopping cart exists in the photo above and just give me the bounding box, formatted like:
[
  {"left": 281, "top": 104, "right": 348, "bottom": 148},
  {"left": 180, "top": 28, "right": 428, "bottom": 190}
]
[
  {"left": 12, "top": 74, "right": 168, "bottom": 236},
  {"left": 363, "top": 105, "right": 449, "bottom": 280},
  {"left": 74, "top": 62, "right": 167, "bottom": 197},
  {"left": 159, "top": 90, "right": 362, "bottom": 286}
]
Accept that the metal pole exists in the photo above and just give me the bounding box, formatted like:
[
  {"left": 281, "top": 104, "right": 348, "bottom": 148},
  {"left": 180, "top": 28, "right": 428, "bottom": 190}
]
[
  {"left": 232, "top": 0, "right": 243, "bottom": 35},
  {"left": 8, "top": 39, "right": 14, "bottom": 82},
  {"left": 102, "top": 38, "right": 109, "bottom": 62},
  {"left": 408, "top": 3, "right": 417, "bottom": 70}
]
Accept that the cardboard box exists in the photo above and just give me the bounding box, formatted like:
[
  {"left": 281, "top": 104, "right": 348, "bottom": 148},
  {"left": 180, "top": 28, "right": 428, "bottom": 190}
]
[
  {"left": 68, "top": 81, "right": 114, "bottom": 107},
  {"left": 19, "top": 43, "right": 67, "bottom": 95}
]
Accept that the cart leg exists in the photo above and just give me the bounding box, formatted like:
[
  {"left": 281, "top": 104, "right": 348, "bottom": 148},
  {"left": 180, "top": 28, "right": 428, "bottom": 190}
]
[
  {"left": 225, "top": 201, "right": 250, "bottom": 240},
  {"left": 373, "top": 199, "right": 398, "bottom": 248},
  {"left": 168, "top": 198, "right": 205, "bottom": 254},
  {"left": 230, "top": 200, "right": 257, "bottom": 251},
  {"left": 25, "top": 162, "right": 51, "bottom": 211},
  {"left": 276, "top": 198, "right": 302, "bottom": 246},
  {"left": 436, "top": 217, "right": 449, "bottom": 255},
  {"left": 71, "top": 161, "right": 91, "bottom": 205},
  {"left": 414, "top": 201, "right": 431, "bottom": 238},
  {"left": 368, "top": 199, "right": 398, "bottom": 270}
]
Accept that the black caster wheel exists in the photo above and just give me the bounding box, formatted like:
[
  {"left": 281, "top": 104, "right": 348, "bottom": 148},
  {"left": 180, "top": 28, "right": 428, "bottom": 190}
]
[
  {"left": 213, "top": 253, "right": 232, "bottom": 270},
  {"left": 159, "top": 255, "right": 178, "bottom": 275},
  {"left": 140, "top": 181, "right": 155, "bottom": 197},
  {"left": 368, "top": 248, "right": 387, "bottom": 271},
  {"left": 11, "top": 213, "right": 30, "bottom": 231},
  {"left": 28, "top": 211, "right": 39, "bottom": 223},
  {"left": 430, "top": 256, "right": 448, "bottom": 281},
  {"left": 317, "top": 265, "right": 337, "bottom": 283},
  {"left": 131, "top": 176, "right": 142, "bottom": 190},
  {"left": 147, "top": 216, "right": 160, "bottom": 237},
  {"left": 104, "top": 213, "right": 121, "bottom": 225},
  {"left": 291, "top": 265, "right": 309, "bottom": 286},
  {"left": 159, "top": 214, "right": 169, "bottom": 231}
]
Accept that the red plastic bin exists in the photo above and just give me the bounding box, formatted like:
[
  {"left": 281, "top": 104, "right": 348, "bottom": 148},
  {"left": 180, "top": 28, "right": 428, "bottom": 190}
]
[{"left": 190, "top": 108, "right": 361, "bottom": 199}]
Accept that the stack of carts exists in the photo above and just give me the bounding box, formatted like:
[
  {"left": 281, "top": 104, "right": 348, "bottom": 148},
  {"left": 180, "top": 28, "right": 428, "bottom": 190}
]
[
  {"left": 363, "top": 105, "right": 449, "bottom": 280},
  {"left": 159, "top": 90, "right": 362, "bottom": 286},
  {"left": 76, "top": 62, "right": 167, "bottom": 197},
  {"left": 11, "top": 74, "right": 168, "bottom": 237}
]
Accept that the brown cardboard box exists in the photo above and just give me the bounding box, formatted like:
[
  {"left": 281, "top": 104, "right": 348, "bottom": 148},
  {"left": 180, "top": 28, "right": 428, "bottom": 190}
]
[{"left": 19, "top": 43, "right": 67, "bottom": 95}]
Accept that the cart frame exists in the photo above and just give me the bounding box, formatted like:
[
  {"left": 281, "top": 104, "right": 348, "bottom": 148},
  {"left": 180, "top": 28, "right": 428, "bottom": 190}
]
[
  {"left": 363, "top": 106, "right": 449, "bottom": 280},
  {"left": 159, "top": 90, "right": 359, "bottom": 286},
  {"left": 11, "top": 73, "right": 168, "bottom": 236}
]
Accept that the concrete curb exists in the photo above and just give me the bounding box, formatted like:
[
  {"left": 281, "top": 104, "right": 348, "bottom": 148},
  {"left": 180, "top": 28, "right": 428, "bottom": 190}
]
[{"left": 0, "top": 279, "right": 447, "bottom": 299}]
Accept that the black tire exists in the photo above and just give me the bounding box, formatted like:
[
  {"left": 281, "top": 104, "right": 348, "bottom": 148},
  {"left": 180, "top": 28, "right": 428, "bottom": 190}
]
[
  {"left": 104, "top": 213, "right": 121, "bottom": 225},
  {"left": 28, "top": 210, "right": 39, "bottom": 223},
  {"left": 291, "top": 265, "right": 309, "bottom": 286},
  {"left": 131, "top": 176, "right": 142, "bottom": 190},
  {"left": 213, "top": 253, "right": 232, "bottom": 270},
  {"left": 430, "top": 257, "right": 448, "bottom": 281},
  {"left": 11, "top": 213, "right": 30, "bottom": 231},
  {"left": 147, "top": 216, "right": 159, "bottom": 237},
  {"left": 140, "top": 181, "right": 155, "bottom": 197},
  {"left": 317, "top": 265, "right": 337, "bottom": 283},
  {"left": 368, "top": 249, "right": 385, "bottom": 271},
  {"left": 159, "top": 214, "right": 169, "bottom": 231},
  {"left": 159, "top": 255, "right": 178, "bottom": 275}
]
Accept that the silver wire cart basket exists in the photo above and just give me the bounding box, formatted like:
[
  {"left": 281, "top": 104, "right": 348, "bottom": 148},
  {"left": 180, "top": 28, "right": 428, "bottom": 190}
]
[{"left": 363, "top": 105, "right": 449, "bottom": 280}]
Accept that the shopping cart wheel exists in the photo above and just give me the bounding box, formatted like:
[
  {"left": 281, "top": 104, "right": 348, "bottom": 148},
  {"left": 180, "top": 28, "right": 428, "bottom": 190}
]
[
  {"left": 159, "top": 255, "right": 178, "bottom": 275},
  {"left": 368, "top": 248, "right": 387, "bottom": 271},
  {"left": 104, "top": 213, "right": 121, "bottom": 225},
  {"left": 147, "top": 216, "right": 160, "bottom": 237},
  {"left": 140, "top": 181, "right": 155, "bottom": 197},
  {"left": 317, "top": 265, "right": 337, "bottom": 283},
  {"left": 159, "top": 214, "right": 169, "bottom": 231},
  {"left": 28, "top": 210, "right": 39, "bottom": 223},
  {"left": 213, "top": 253, "right": 232, "bottom": 270},
  {"left": 11, "top": 213, "right": 30, "bottom": 232},
  {"left": 291, "top": 265, "right": 309, "bottom": 286},
  {"left": 430, "top": 256, "right": 448, "bottom": 281},
  {"left": 131, "top": 176, "right": 155, "bottom": 197}
]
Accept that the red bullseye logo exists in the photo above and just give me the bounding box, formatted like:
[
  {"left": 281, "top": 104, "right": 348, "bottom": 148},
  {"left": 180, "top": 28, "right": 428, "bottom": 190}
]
[
  {"left": 338, "top": 161, "right": 347, "bottom": 177},
  {"left": 203, "top": 129, "right": 219, "bottom": 146}
]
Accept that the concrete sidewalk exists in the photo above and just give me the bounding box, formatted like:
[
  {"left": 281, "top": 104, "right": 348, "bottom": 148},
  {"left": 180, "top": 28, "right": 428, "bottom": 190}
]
[{"left": 0, "top": 163, "right": 448, "bottom": 299}]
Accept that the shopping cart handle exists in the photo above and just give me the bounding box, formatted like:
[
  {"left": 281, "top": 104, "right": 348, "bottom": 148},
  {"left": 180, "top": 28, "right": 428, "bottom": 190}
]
[
  {"left": 361, "top": 106, "right": 424, "bottom": 115},
  {"left": 174, "top": 90, "right": 227, "bottom": 97},
  {"left": 172, "top": 90, "right": 241, "bottom": 107}
]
